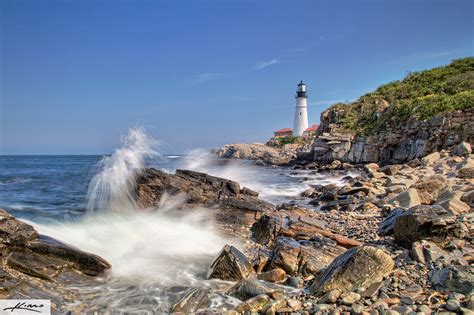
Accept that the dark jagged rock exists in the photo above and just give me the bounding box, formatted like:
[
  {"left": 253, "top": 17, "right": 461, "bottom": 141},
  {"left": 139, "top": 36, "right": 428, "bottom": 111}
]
[
  {"left": 0, "top": 208, "right": 110, "bottom": 301},
  {"left": 392, "top": 205, "right": 459, "bottom": 248},
  {"left": 251, "top": 215, "right": 277, "bottom": 245},
  {"left": 135, "top": 168, "right": 275, "bottom": 237},
  {"left": 28, "top": 235, "right": 110, "bottom": 276},
  {"left": 378, "top": 208, "right": 406, "bottom": 236},
  {"left": 207, "top": 245, "right": 256, "bottom": 281},
  {"left": 310, "top": 246, "right": 394, "bottom": 295},
  {"left": 172, "top": 288, "right": 210, "bottom": 313},
  {"left": 430, "top": 266, "right": 474, "bottom": 294}
]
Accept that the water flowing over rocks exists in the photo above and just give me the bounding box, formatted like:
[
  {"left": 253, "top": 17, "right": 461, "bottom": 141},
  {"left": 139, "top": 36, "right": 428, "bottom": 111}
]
[{"left": 0, "top": 209, "right": 110, "bottom": 304}]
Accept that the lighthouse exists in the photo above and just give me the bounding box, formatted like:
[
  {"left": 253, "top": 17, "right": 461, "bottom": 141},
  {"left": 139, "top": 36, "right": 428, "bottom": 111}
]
[{"left": 292, "top": 81, "right": 309, "bottom": 136}]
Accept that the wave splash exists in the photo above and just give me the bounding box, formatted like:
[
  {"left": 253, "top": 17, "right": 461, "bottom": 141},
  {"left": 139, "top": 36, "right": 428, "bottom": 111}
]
[
  {"left": 32, "top": 127, "right": 229, "bottom": 287},
  {"left": 86, "top": 126, "right": 159, "bottom": 213}
]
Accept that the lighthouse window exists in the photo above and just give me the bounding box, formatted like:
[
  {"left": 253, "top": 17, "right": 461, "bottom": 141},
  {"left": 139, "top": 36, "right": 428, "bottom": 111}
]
[{"left": 300, "top": 112, "right": 302, "bottom": 116}]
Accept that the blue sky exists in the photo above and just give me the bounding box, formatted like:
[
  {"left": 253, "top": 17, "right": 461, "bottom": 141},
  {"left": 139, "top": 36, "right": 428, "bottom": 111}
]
[{"left": 1, "top": 0, "right": 472, "bottom": 154}]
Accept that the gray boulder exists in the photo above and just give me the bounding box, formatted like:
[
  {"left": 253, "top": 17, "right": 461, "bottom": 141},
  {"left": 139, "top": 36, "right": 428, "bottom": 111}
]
[
  {"left": 430, "top": 266, "right": 474, "bottom": 294},
  {"left": 393, "top": 205, "right": 458, "bottom": 248},
  {"left": 310, "top": 246, "right": 394, "bottom": 295}
]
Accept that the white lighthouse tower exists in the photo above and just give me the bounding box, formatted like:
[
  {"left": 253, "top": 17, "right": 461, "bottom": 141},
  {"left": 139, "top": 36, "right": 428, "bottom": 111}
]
[{"left": 292, "top": 81, "right": 309, "bottom": 136}]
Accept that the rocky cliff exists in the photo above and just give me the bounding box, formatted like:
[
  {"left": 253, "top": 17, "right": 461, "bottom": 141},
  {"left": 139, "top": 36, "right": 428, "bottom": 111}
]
[
  {"left": 313, "top": 107, "right": 474, "bottom": 163},
  {"left": 312, "top": 58, "right": 474, "bottom": 164}
]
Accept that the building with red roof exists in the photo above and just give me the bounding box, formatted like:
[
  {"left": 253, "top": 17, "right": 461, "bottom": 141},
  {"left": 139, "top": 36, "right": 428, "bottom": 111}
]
[
  {"left": 303, "top": 124, "right": 319, "bottom": 136},
  {"left": 274, "top": 128, "right": 293, "bottom": 137}
]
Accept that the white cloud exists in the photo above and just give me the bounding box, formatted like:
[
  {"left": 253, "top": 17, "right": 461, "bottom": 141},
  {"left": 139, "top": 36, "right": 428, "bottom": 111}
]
[
  {"left": 255, "top": 58, "right": 279, "bottom": 70},
  {"left": 195, "top": 72, "right": 222, "bottom": 83}
]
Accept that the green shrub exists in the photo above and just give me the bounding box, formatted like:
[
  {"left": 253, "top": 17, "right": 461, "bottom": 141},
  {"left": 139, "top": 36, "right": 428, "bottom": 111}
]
[{"left": 332, "top": 57, "right": 474, "bottom": 134}]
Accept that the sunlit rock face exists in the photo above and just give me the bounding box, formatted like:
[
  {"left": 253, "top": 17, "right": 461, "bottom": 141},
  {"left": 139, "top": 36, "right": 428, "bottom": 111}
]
[{"left": 311, "top": 107, "right": 474, "bottom": 164}]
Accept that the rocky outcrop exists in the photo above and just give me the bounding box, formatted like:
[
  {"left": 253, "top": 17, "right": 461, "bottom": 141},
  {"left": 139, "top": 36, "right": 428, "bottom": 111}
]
[
  {"left": 0, "top": 209, "right": 110, "bottom": 300},
  {"left": 212, "top": 143, "right": 295, "bottom": 165},
  {"left": 135, "top": 168, "right": 274, "bottom": 237},
  {"left": 309, "top": 246, "right": 394, "bottom": 295},
  {"left": 312, "top": 108, "right": 474, "bottom": 164}
]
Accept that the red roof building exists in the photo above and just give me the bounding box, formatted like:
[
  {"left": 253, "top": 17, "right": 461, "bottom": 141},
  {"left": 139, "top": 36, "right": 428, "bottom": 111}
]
[
  {"left": 274, "top": 128, "right": 293, "bottom": 137},
  {"left": 303, "top": 124, "right": 319, "bottom": 136}
]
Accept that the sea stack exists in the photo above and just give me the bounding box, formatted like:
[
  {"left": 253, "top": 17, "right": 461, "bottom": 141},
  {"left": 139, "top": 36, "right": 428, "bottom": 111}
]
[{"left": 292, "top": 81, "right": 309, "bottom": 136}]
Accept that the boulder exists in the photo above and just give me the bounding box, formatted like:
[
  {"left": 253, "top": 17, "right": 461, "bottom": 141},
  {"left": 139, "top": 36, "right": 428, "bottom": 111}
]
[
  {"left": 257, "top": 268, "right": 286, "bottom": 283},
  {"left": 411, "top": 175, "right": 448, "bottom": 204},
  {"left": 310, "top": 246, "right": 394, "bottom": 295},
  {"left": 207, "top": 245, "right": 256, "bottom": 281},
  {"left": 452, "top": 141, "right": 472, "bottom": 157},
  {"left": 379, "top": 164, "right": 402, "bottom": 176},
  {"left": 298, "top": 240, "right": 346, "bottom": 275},
  {"left": 378, "top": 208, "right": 405, "bottom": 236},
  {"left": 0, "top": 209, "right": 110, "bottom": 300},
  {"left": 411, "top": 240, "right": 448, "bottom": 265},
  {"left": 393, "top": 205, "right": 458, "bottom": 248},
  {"left": 422, "top": 152, "right": 441, "bottom": 166},
  {"left": 388, "top": 188, "right": 421, "bottom": 208},
  {"left": 270, "top": 237, "right": 301, "bottom": 275},
  {"left": 135, "top": 168, "right": 275, "bottom": 237},
  {"left": 430, "top": 266, "right": 474, "bottom": 294},
  {"left": 251, "top": 215, "right": 277, "bottom": 245},
  {"left": 435, "top": 191, "right": 471, "bottom": 214}
]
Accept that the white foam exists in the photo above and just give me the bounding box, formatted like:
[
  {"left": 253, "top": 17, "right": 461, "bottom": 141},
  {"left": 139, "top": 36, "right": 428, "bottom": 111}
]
[{"left": 86, "top": 126, "right": 160, "bottom": 213}]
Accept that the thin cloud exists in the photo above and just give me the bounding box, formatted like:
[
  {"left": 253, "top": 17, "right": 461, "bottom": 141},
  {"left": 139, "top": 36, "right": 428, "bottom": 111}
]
[
  {"left": 194, "top": 72, "right": 222, "bottom": 83},
  {"left": 255, "top": 59, "right": 279, "bottom": 70}
]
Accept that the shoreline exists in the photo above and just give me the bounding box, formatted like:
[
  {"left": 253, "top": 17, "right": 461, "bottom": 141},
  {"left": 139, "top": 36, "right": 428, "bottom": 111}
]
[{"left": 1, "top": 143, "right": 472, "bottom": 313}]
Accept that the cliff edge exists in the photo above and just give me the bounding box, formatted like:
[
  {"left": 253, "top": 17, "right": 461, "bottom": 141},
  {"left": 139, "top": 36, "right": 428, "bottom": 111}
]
[{"left": 312, "top": 57, "right": 474, "bottom": 164}]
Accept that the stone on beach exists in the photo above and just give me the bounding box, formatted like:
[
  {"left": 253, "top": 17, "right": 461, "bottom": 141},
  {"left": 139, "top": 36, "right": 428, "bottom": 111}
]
[
  {"left": 310, "top": 246, "right": 394, "bottom": 295},
  {"left": 207, "top": 245, "right": 256, "bottom": 281}
]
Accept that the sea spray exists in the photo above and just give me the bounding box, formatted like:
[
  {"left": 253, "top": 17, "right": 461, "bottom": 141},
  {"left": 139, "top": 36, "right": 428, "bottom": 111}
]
[
  {"left": 32, "top": 127, "right": 230, "bottom": 287},
  {"left": 32, "top": 205, "right": 228, "bottom": 284},
  {"left": 86, "top": 126, "right": 160, "bottom": 213}
]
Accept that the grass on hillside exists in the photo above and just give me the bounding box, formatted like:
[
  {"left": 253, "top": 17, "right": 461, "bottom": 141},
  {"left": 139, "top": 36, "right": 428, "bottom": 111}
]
[{"left": 331, "top": 57, "right": 474, "bottom": 135}]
